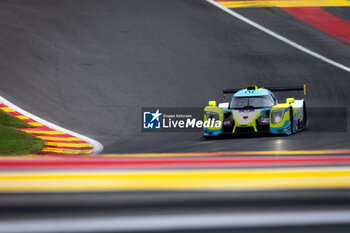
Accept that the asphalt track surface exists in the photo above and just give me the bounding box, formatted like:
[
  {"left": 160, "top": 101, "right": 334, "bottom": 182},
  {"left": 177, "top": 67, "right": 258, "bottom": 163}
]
[
  {"left": 0, "top": 0, "right": 350, "bottom": 232},
  {"left": 0, "top": 0, "right": 349, "bottom": 153}
]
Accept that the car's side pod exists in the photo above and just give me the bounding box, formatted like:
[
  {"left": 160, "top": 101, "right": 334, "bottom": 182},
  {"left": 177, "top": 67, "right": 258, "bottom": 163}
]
[{"left": 269, "top": 98, "right": 296, "bottom": 135}]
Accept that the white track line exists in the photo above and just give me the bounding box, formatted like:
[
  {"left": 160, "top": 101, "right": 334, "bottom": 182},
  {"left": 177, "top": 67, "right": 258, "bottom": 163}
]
[
  {"left": 206, "top": 0, "right": 350, "bottom": 73},
  {"left": 1, "top": 210, "right": 350, "bottom": 233},
  {"left": 0, "top": 96, "right": 103, "bottom": 154}
]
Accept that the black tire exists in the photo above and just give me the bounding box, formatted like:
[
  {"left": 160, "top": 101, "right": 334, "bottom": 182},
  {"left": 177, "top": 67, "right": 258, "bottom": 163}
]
[
  {"left": 289, "top": 107, "right": 294, "bottom": 134},
  {"left": 303, "top": 101, "right": 308, "bottom": 130}
]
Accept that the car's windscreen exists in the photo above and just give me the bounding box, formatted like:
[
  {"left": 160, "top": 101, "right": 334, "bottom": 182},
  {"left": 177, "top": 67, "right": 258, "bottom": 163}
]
[{"left": 229, "top": 95, "right": 274, "bottom": 109}]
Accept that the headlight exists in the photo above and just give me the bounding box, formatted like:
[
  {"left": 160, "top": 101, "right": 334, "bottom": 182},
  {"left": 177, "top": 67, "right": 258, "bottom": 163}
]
[
  {"left": 271, "top": 109, "right": 285, "bottom": 124},
  {"left": 206, "top": 112, "right": 219, "bottom": 121}
]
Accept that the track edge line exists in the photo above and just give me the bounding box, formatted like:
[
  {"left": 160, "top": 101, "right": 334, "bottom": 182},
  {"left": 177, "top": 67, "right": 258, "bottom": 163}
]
[{"left": 206, "top": 0, "right": 350, "bottom": 73}]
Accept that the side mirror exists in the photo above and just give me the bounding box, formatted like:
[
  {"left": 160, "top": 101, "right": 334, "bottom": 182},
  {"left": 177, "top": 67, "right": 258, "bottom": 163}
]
[
  {"left": 208, "top": 101, "right": 216, "bottom": 107},
  {"left": 286, "top": 98, "right": 295, "bottom": 104}
]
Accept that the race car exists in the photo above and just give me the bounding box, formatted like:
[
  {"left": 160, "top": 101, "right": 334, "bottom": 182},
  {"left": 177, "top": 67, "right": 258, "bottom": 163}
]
[{"left": 204, "top": 85, "right": 307, "bottom": 137}]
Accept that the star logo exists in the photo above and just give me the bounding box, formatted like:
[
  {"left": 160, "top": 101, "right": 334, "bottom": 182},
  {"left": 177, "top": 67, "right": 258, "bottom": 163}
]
[
  {"left": 143, "top": 109, "right": 162, "bottom": 129},
  {"left": 151, "top": 109, "right": 162, "bottom": 122}
]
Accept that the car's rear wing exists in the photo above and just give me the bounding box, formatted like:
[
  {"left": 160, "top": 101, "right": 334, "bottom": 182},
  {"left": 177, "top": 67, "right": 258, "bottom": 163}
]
[
  {"left": 264, "top": 85, "right": 306, "bottom": 95},
  {"left": 223, "top": 85, "right": 306, "bottom": 96}
]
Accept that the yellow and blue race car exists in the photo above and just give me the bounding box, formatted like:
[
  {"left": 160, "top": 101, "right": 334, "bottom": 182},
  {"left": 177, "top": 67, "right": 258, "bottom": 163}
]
[{"left": 204, "top": 85, "right": 307, "bottom": 137}]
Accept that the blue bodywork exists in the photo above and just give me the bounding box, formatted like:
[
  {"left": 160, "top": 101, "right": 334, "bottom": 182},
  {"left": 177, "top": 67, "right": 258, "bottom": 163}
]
[{"left": 234, "top": 88, "right": 273, "bottom": 98}]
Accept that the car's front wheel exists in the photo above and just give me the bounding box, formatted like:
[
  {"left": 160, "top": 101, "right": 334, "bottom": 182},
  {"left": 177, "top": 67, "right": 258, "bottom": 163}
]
[
  {"left": 286, "top": 107, "right": 294, "bottom": 135},
  {"left": 303, "top": 102, "right": 308, "bottom": 130}
]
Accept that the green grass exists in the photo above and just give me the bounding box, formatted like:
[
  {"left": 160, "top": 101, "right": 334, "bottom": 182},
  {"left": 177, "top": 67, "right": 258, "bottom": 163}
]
[
  {"left": 0, "top": 110, "right": 44, "bottom": 155},
  {"left": 0, "top": 110, "right": 33, "bottom": 128}
]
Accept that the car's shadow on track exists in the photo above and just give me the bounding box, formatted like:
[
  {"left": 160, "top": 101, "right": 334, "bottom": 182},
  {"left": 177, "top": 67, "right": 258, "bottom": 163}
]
[{"left": 201, "top": 133, "right": 279, "bottom": 141}]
